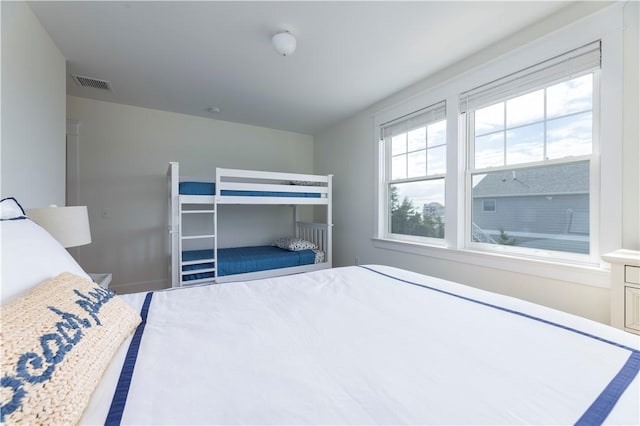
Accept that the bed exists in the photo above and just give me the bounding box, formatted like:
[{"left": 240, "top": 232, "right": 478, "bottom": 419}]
[
  {"left": 167, "top": 162, "right": 333, "bottom": 287},
  {"left": 1, "top": 197, "right": 639, "bottom": 425},
  {"left": 181, "top": 245, "right": 323, "bottom": 281}
]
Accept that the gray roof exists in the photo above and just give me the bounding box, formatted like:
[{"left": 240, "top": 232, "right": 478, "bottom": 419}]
[{"left": 473, "top": 162, "right": 589, "bottom": 197}]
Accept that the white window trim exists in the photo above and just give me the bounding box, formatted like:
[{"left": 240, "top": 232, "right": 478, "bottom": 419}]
[
  {"left": 372, "top": 4, "right": 623, "bottom": 287},
  {"left": 465, "top": 109, "right": 598, "bottom": 266}
]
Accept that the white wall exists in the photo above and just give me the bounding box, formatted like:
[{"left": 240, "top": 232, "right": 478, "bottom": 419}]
[
  {"left": 1, "top": 1, "right": 66, "bottom": 208},
  {"left": 67, "top": 96, "right": 313, "bottom": 293},
  {"left": 622, "top": 1, "right": 640, "bottom": 250},
  {"left": 313, "top": 2, "right": 639, "bottom": 324}
]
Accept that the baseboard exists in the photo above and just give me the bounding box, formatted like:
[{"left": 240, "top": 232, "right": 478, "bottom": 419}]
[{"left": 111, "top": 278, "right": 168, "bottom": 295}]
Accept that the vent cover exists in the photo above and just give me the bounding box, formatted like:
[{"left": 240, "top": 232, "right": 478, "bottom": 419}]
[{"left": 72, "top": 74, "right": 112, "bottom": 91}]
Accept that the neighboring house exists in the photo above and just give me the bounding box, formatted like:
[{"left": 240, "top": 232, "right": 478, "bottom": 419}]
[
  {"left": 471, "top": 162, "right": 589, "bottom": 253},
  {"left": 422, "top": 202, "right": 445, "bottom": 221}
]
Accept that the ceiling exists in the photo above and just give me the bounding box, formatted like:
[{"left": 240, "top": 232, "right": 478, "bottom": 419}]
[{"left": 29, "top": 1, "right": 571, "bottom": 135}]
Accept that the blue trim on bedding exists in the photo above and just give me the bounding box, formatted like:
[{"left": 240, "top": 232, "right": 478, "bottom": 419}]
[
  {"left": 576, "top": 351, "right": 640, "bottom": 426},
  {"left": 223, "top": 190, "right": 321, "bottom": 198},
  {"left": 178, "top": 181, "right": 321, "bottom": 198},
  {"left": 0, "top": 216, "right": 27, "bottom": 221},
  {"left": 105, "top": 292, "right": 154, "bottom": 426},
  {"left": 359, "top": 266, "right": 640, "bottom": 425}
]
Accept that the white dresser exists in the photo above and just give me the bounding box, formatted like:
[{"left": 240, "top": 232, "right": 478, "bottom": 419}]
[{"left": 603, "top": 249, "right": 640, "bottom": 335}]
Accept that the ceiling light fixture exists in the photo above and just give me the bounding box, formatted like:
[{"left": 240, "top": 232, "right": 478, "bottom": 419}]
[{"left": 272, "top": 31, "right": 296, "bottom": 57}]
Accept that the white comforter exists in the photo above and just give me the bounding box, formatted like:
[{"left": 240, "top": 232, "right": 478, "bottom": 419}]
[{"left": 81, "top": 265, "right": 640, "bottom": 425}]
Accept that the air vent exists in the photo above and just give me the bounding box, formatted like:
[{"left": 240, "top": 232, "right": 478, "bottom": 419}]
[{"left": 72, "top": 74, "right": 112, "bottom": 91}]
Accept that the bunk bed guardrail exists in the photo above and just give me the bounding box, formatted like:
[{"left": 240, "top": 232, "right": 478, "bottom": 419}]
[{"left": 215, "top": 167, "right": 330, "bottom": 205}]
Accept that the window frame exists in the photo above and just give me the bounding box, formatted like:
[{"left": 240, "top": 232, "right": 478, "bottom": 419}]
[
  {"left": 482, "top": 199, "right": 496, "bottom": 213},
  {"left": 379, "top": 102, "right": 448, "bottom": 246},
  {"left": 372, "top": 4, "right": 623, "bottom": 286},
  {"left": 463, "top": 70, "right": 601, "bottom": 265},
  {"left": 374, "top": 96, "right": 449, "bottom": 247}
]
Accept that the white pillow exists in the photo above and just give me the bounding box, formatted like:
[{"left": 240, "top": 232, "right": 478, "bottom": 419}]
[
  {"left": 0, "top": 197, "right": 26, "bottom": 220},
  {"left": 0, "top": 217, "right": 91, "bottom": 304},
  {"left": 274, "top": 237, "right": 317, "bottom": 251}
]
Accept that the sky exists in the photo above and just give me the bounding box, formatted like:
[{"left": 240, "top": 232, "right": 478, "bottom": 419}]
[{"left": 389, "top": 74, "right": 593, "bottom": 211}]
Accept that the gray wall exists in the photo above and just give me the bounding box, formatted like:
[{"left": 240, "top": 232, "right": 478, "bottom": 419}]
[
  {"left": 67, "top": 96, "right": 314, "bottom": 293},
  {"left": 1, "top": 2, "right": 66, "bottom": 208}
]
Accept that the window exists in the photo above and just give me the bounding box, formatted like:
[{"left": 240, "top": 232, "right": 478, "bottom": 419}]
[
  {"left": 374, "top": 6, "right": 622, "bottom": 282},
  {"left": 462, "top": 42, "right": 600, "bottom": 258},
  {"left": 482, "top": 199, "right": 496, "bottom": 213},
  {"left": 380, "top": 102, "right": 446, "bottom": 242}
]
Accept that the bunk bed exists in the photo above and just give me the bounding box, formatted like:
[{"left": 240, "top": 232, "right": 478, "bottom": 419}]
[{"left": 167, "top": 162, "right": 332, "bottom": 287}]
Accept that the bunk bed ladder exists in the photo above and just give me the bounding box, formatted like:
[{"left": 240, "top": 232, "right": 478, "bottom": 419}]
[
  {"left": 168, "top": 162, "right": 180, "bottom": 288},
  {"left": 178, "top": 199, "right": 217, "bottom": 287}
]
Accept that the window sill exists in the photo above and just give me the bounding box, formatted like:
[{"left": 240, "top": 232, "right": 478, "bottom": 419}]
[{"left": 371, "top": 237, "right": 610, "bottom": 288}]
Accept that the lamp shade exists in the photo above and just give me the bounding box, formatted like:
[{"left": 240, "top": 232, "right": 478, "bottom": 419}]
[{"left": 27, "top": 206, "right": 92, "bottom": 248}]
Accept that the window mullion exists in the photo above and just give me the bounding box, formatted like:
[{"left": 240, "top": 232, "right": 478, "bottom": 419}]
[
  {"left": 425, "top": 125, "right": 429, "bottom": 176},
  {"left": 543, "top": 88, "right": 548, "bottom": 161},
  {"left": 502, "top": 101, "right": 507, "bottom": 167}
]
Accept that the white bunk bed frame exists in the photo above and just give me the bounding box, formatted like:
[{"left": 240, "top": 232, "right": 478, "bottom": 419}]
[{"left": 168, "top": 162, "right": 333, "bottom": 287}]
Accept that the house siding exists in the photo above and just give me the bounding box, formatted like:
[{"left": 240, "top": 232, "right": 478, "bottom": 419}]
[{"left": 472, "top": 194, "right": 589, "bottom": 235}]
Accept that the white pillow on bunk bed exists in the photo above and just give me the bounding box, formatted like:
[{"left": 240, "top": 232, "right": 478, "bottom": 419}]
[
  {"left": 0, "top": 204, "right": 92, "bottom": 304},
  {"left": 0, "top": 197, "right": 27, "bottom": 220},
  {"left": 274, "top": 237, "right": 317, "bottom": 251}
]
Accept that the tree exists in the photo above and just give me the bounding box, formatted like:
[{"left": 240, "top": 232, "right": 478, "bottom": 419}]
[
  {"left": 391, "top": 195, "right": 415, "bottom": 234},
  {"left": 498, "top": 227, "right": 516, "bottom": 245},
  {"left": 390, "top": 185, "right": 445, "bottom": 238}
]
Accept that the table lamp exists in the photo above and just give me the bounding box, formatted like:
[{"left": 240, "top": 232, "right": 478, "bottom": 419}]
[{"left": 26, "top": 205, "right": 92, "bottom": 248}]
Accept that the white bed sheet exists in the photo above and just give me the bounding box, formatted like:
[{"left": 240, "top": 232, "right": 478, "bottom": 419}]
[{"left": 81, "top": 265, "right": 640, "bottom": 425}]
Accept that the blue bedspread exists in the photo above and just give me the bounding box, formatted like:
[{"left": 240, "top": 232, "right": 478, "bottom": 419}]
[
  {"left": 179, "top": 182, "right": 321, "bottom": 198},
  {"left": 182, "top": 246, "right": 316, "bottom": 280}
]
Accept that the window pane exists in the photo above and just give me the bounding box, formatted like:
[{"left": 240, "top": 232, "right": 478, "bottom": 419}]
[
  {"left": 390, "top": 179, "right": 445, "bottom": 239},
  {"left": 392, "top": 133, "right": 406, "bottom": 155},
  {"left": 391, "top": 154, "right": 406, "bottom": 180},
  {"left": 475, "top": 132, "right": 504, "bottom": 169},
  {"left": 547, "top": 111, "right": 592, "bottom": 160},
  {"left": 475, "top": 102, "right": 504, "bottom": 135},
  {"left": 547, "top": 74, "right": 593, "bottom": 119},
  {"left": 407, "top": 150, "right": 426, "bottom": 178},
  {"left": 506, "top": 123, "right": 544, "bottom": 165},
  {"left": 506, "top": 90, "right": 544, "bottom": 128},
  {"left": 427, "top": 145, "right": 446, "bottom": 175},
  {"left": 471, "top": 161, "right": 589, "bottom": 254},
  {"left": 482, "top": 199, "right": 496, "bottom": 212},
  {"left": 427, "top": 120, "right": 446, "bottom": 147},
  {"left": 408, "top": 126, "right": 426, "bottom": 152}
]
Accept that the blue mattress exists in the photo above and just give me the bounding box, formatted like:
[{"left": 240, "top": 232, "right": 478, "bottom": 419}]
[
  {"left": 179, "top": 182, "right": 321, "bottom": 198},
  {"left": 181, "top": 246, "right": 317, "bottom": 281}
]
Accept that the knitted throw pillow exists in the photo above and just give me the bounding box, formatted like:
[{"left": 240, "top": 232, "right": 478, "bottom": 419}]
[{"left": 0, "top": 272, "right": 141, "bottom": 425}]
